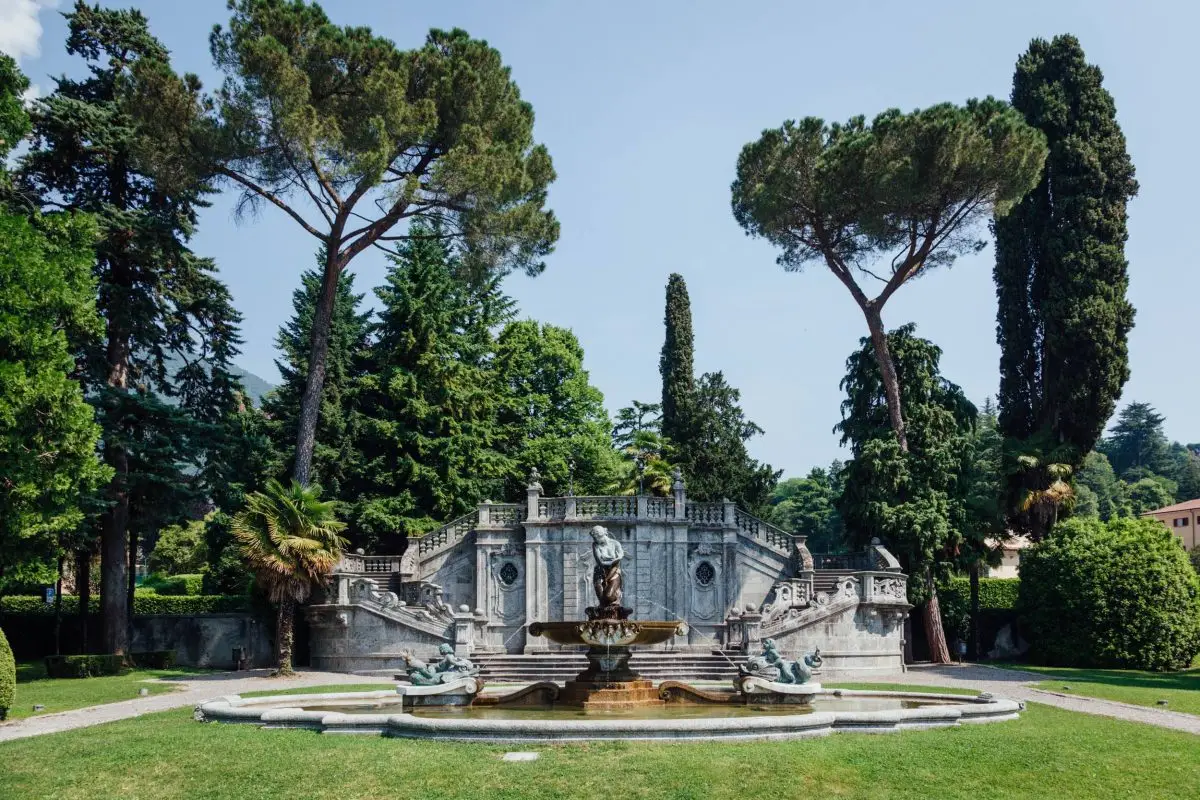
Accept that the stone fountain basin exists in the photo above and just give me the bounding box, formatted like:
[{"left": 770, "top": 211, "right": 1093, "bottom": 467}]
[
  {"left": 527, "top": 620, "right": 687, "bottom": 647},
  {"left": 194, "top": 688, "right": 1023, "bottom": 741}
]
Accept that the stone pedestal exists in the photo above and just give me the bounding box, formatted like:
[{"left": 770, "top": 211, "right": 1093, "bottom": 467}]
[{"left": 557, "top": 646, "right": 664, "bottom": 710}]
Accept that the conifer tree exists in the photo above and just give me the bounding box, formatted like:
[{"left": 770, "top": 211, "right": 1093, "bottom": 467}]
[
  {"left": 350, "top": 225, "right": 507, "bottom": 551},
  {"left": 994, "top": 35, "right": 1138, "bottom": 538},
  {"left": 19, "top": 4, "right": 245, "bottom": 653},
  {"left": 660, "top": 274, "right": 695, "bottom": 445}
]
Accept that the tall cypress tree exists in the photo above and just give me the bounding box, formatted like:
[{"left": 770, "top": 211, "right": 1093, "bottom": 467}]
[
  {"left": 994, "top": 35, "right": 1138, "bottom": 538},
  {"left": 659, "top": 273, "right": 694, "bottom": 444},
  {"left": 20, "top": 4, "right": 245, "bottom": 653}
]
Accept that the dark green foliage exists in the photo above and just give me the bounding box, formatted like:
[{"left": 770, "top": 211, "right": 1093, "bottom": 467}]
[
  {"left": 261, "top": 264, "right": 370, "bottom": 496},
  {"left": 137, "top": 0, "right": 559, "bottom": 484},
  {"left": 837, "top": 325, "right": 976, "bottom": 576},
  {"left": 0, "top": 594, "right": 250, "bottom": 615},
  {"left": 1076, "top": 451, "right": 1122, "bottom": 519},
  {"left": 0, "top": 210, "right": 110, "bottom": 592},
  {"left": 659, "top": 274, "right": 694, "bottom": 445},
  {"left": 610, "top": 402, "right": 676, "bottom": 497},
  {"left": 147, "top": 521, "right": 207, "bottom": 576},
  {"left": 673, "top": 372, "right": 779, "bottom": 513},
  {"left": 938, "top": 578, "right": 1021, "bottom": 641},
  {"left": 20, "top": 2, "right": 246, "bottom": 653},
  {"left": 142, "top": 574, "right": 204, "bottom": 596},
  {"left": 43, "top": 654, "right": 127, "bottom": 679},
  {"left": 1125, "top": 477, "right": 1175, "bottom": 516},
  {"left": 765, "top": 467, "right": 846, "bottom": 553},
  {"left": 734, "top": 98, "right": 1045, "bottom": 452},
  {"left": 1100, "top": 403, "right": 1171, "bottom": 478},
  {"left": 128, "top": 650, "right": 176, "bottom": 669},
  {"left": 995, "top": 36, "right": 1138, "bottom": 536},
  {"left": 1019, "top": 517, "right": 1200, "bottom": 670},
  {"left": 0, "top": 625, "right": 13, "bottom": 720},
  {"left": 350, "top": 229, "right": 508, "bottom": 549},
  {"left": 492, "top": 321, "right": 619, "bottom": 499},
  {"left": 200, "top": 512, "right": 254, "bottom": 595}
]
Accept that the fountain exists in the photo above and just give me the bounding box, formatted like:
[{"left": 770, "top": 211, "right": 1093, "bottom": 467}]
[
  {"left": 527, "top": 525, "right": 687, "bottom": 709},
  {"left": 195, "top": 521, "right": 1024, "bottom": 739}
]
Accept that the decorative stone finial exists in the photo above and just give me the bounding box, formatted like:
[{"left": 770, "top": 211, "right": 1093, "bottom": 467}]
[
  {"left": 672, "top": 467, "right": 684, "bottom": 491},
  {"left": 870, "top": 537, "right": 881, "bottom": 546},
  {"left": 526, "top": 467, "right": 542, "bottom": 492}
]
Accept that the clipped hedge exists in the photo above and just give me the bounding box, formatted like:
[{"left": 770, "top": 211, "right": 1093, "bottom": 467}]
[
  {"left": 142, "top": 573, "right": 205, "bottom": 596},
  {"left": 937, "top": 577, "right": 1020, "bottom": 642},
  {"left": 44, "top": 654, "right": 127, "bottom": 678},
  {"left": 0, "top": 625, "right": 14, "bottom": 721},
  {"left": 0, "top": 594, "right": 251, "bottom": 615},
  {"left": 1020, "top": 517, "right": 1200, "bottom": 671},
  {"left": 129, "top": 650, "right": 177, "bottom": 669}
]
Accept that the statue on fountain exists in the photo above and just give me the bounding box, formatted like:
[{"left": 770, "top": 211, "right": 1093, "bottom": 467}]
[
  {"left": 586, "top": 525, "right": 632, "bottom": 620},
  {"left": 740, "top": 638, "right": 822, "bottom": 685},
  {"left": 400, "top": 644, "right": 480, "bottom": 686}
]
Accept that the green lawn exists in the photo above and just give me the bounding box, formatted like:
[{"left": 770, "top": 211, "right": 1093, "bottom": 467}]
[
  {"left": 5, "top": 661, "right": 204, "bottom": 720},
  {"left": 1, "top": 685, "right": 1198, "bottom": 799},
  {"left": 998, "top": 663, "right": 1200, "bottom": 716}
]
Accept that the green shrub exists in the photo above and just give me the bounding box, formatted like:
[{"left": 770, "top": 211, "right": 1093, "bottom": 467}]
[
  {"left": 1020, "top": 517, "right": 1200, "bottom": 670},
  {"left": 0, "top": 594, "right": 251, "bottom": 615},
  {"left": 148, "top": 519, "right": 208, "bottom": 575},
  {"left": 938, "top": 577, "right": 1020, "bottom": 642},
  {"left": 44, "top": 654, "right": 127, "bottom": 678},
  {"left": 142, "top": 573, "right": 204, "bottom": 596},
  {"left": 129, "top": 650, "right": 176, "bottom": 669},
  {"left": 0, "top": 626, "right": 14, "bottom": 720}
]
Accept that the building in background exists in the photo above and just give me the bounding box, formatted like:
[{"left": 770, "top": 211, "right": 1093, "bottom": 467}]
[{"left": 1141, "top": 499, "right": 1200, "bottom": 551}]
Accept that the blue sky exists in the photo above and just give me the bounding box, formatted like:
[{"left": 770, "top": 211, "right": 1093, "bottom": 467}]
[{"left": 7, "top": 0, "right": 1198, "bottom": 476}]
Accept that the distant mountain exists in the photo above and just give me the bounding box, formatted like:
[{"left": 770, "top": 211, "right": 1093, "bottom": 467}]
[
  {"left": 230, "top": 365, "right": 276, "bottom": 407},
  {"left": 161, "top": 353, "right": 276, "bottom": 407}
]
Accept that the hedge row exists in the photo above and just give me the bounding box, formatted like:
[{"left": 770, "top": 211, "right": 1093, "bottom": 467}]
[
  {"left": 937, "top": 577, "right": 1020, "bottom": 643},
  {"left": 142, "top": 574, "right": 205, "bottom": 596},
  {"left": 0, "top": 625, "right": 14, "bottom": 720},
  {"left": 0, "top": 595, "right": 251, "bottom": 615}
]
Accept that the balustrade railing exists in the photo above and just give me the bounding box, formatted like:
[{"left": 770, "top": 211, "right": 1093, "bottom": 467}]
[
  {"left": 733, "top": 509, "right": 795, "bottom": 552},
  {"left": 415, "top": 511, "right": 477, "bottom": 555},
  {"left": 479, "top": 503, "right": 525, "bottom": 526},
  {"left": 570, "top": 496, "right": 637, "bottom": 519},
  {"left": 685, "top": 502, "right": 726, "bottom": 525},
  {"left": 644, "top": 497, "right": 675, "bottom": 519},
  {"left": 812, "top": 552, "right": 873, "bottom": 571}
]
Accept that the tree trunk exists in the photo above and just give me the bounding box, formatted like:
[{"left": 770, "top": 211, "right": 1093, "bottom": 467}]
[
  {"left": 100, "top": 311, "right": 132, "bottom": 655},
  {"left": 76, "top": 550, "right": 90, "bottom": 654},
  {"left": 54, "top": 556, "right": 65, "bottom": 656},
  {"left": 101, "top": 439, "right": 130, "bottom": 656},
  {"left": 275, "top": 597, "right": 296, "bottom": 676},
  {"left": 968, "top": 561, "right": 981, "bottom": 662},
  {"left": 863, "top": 305, "right": 909, "bottom": 452},
  {"left": 923, "top": 567, "right": 952, "bottom": 664},
  {"left": 291, "top": 253, "right": 342, "bottom": 485},
  {"left": 126, "top": 526, "right": 138, "bottom": 652}
]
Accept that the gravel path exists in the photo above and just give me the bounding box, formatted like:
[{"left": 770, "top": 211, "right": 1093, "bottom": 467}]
[
  {"left": 1, "top": 663, "right": 1195, "bottom": 742},
  {"left": 0, "top": 669, "right": 391, "bottom": 743},
  {"left": 897, "top": 663, "right": 1200, "bottom": 735}
]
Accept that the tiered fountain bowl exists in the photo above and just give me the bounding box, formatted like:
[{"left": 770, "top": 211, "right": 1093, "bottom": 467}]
[{"left": 527, "top": 619, "right": 687, "bottom": 710}]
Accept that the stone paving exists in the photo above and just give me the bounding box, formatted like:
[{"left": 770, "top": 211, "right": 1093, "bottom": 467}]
[
  {"left": 0, "top": 663, "right": 1196, "bottom": 742},
  {"left": 897, "top": 663, "right": 1200, "bottom": 735},
  {"left": 0, "top": 669, "right": 390, "bottom": 743}
]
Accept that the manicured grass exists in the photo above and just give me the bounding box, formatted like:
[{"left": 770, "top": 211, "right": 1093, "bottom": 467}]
[
  {"left": 2, "top": 686, "right": 1198, "bottom": 799},
  {"left": 997, "top": 663, "right": 1200, "bottom": 716},
  {"left": 5, "top": 661, "right": 204, "bottom": 720}
]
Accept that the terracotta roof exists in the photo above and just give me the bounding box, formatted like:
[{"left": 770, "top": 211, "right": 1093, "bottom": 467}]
[{"left": 1141, "top": 498, "right": 1200, "bottom": 515}]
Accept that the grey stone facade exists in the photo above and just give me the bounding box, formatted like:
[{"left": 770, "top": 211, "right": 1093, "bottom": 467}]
[{"left": 308, "top": 475, "right": 911, "bottom": 679}]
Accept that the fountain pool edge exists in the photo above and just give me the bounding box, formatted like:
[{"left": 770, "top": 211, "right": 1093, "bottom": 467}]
[{"left": 193, "top": 689, "right": 1023, "bottom": 742}]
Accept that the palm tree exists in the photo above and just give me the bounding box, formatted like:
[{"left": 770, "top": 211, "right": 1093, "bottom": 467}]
[
  {"left": 1003, "top": 434, "right": 1076, "bottom": 539},
  {"left": 232, "top": 479, "right": 346, "bottom": 675}
]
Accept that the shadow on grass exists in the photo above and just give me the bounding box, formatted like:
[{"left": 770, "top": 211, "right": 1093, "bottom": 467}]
[{"left": 993, "top": 663, "right": 1200, "bottom": 693}]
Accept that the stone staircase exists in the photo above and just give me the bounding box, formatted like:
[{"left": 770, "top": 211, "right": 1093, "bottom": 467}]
[{"left": 469, "top": 651, "right": 751, "bottom": 683}]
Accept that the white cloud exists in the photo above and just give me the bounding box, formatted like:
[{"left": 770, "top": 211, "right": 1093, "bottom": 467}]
[{"left": 0, "top": 0, "right": 59, "bottom": 63}]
